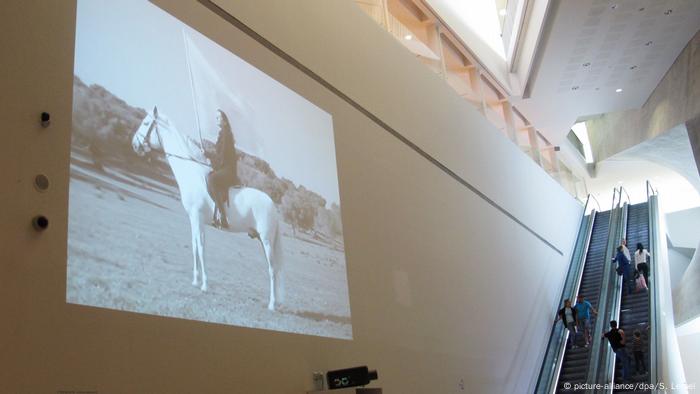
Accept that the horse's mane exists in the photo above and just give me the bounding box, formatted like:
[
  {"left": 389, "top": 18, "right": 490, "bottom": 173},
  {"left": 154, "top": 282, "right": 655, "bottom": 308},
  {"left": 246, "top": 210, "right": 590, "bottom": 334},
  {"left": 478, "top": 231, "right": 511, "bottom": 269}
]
[{"left": 155, "top": 113, "right": 208, "bottom": 164}]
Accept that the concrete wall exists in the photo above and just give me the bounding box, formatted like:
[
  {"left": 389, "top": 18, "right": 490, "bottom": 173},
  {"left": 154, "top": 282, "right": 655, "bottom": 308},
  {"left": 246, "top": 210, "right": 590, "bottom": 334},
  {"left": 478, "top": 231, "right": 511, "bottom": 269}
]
[
  {"left": 0, "top": 1, "right": 582, "bottom": 393},
  {"left": 587, "top": 30, "right": 700, "bottom": 163},
  {"left": 687, "top": 115, "right": 700, "bottom": 177}
]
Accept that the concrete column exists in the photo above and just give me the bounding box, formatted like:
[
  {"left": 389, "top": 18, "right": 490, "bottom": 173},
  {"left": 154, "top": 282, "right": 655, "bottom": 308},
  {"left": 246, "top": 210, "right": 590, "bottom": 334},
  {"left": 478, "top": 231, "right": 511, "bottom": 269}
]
[{"left": 686, "top": 115, "right": 700, "bottom": 178}]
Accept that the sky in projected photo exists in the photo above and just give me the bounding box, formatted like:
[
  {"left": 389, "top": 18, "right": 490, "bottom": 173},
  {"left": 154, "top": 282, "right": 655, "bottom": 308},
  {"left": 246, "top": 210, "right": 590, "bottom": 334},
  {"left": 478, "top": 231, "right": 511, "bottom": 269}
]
[{"left": 74, "top": 0, "right": 339, "bottom": 206}]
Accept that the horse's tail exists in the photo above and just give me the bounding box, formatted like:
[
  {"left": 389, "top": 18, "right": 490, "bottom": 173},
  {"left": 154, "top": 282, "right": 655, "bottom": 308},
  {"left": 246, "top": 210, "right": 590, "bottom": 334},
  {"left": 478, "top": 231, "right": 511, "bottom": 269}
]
[{"left": 272, "top": 211, "right": 285, "bottom": 304}]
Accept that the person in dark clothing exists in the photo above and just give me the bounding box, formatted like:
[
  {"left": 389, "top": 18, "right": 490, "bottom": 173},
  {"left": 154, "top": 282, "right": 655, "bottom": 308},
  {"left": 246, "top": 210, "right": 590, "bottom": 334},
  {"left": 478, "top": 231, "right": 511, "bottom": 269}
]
[
  {"left": 632, "top": 329, "right": 647, "bottom": 375},
  {"left": 603, "top": 320, "right": 630, "bottom": 381},
  {"left": 555, "top": 299, "right": 578, "bottom": 349},
  {"left": 613, "top": 245, "right": 635, "bottom": 295},
  {"left": 205, "top": 110, "right": 240, "bottom": 229}
]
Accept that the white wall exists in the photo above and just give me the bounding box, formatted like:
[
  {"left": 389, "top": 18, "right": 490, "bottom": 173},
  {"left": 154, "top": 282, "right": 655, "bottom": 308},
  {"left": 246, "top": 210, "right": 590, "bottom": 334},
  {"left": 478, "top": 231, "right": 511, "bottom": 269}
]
[
  {"left": 667, "top": 206, "right": 700, "bottom": 249},
  {"left": 674, "top": 241, "right": 700, "bottom": 328},
  {"left": 677, "top": 331, "right": 700, "bottom": 390},
  {"left": 0, "top": 1, "right": 582, "bottom": 393},
  {"left": 668, "top": 248, "right": 692, "bottom": 291},
  {"left": 676, "top": 316, "right": 700, "bottom": 389}
]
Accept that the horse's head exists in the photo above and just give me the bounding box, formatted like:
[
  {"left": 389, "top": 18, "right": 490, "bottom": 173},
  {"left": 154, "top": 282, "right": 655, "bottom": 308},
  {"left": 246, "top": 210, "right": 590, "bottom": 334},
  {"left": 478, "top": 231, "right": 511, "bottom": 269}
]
[{"left": 132, "top": 106, "right": 162, "bottom": 156}]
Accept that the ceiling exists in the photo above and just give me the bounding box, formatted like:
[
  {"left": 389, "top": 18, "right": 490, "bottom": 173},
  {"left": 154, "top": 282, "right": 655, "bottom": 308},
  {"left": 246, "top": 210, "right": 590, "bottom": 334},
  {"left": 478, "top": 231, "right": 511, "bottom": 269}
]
[
  {"left": 585, "top": 157, "right": 700, "bottom": 214},
  {"left": 511, "top": 0, "right": 700, "bottom": 145},
  {"left": 583, "top": 123, "right": 700, "bottom": 213}
]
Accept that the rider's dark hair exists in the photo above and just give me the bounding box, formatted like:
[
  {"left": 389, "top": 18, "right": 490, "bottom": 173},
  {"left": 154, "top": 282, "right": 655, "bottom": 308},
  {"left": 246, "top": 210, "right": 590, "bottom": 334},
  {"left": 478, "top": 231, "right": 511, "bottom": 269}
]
[{"left": 217, "top": 109, "right": 231, "bottom": 131}]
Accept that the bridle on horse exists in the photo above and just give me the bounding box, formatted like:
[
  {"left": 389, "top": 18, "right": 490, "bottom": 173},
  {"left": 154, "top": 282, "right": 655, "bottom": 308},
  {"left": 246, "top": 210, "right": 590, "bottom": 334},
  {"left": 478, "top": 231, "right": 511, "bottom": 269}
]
[{"left": 141, "top": 113, "right": 211, "bottom": 168}]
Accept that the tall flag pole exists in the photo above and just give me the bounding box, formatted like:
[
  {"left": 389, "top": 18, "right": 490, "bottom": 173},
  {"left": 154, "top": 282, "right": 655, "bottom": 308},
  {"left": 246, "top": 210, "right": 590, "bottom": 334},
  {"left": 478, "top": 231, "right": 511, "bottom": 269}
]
[{"left": 182, "top": 28, "right": 205, "bottom": 152}]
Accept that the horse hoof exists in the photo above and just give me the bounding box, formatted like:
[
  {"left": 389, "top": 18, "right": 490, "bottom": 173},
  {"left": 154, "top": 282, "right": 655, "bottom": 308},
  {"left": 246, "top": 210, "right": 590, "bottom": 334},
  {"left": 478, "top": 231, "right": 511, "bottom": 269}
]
[
  {"left": 192, "top": 280, "right": 198, "bottom": 287},
  {"left": 201, "top": 284, "right": 208, "bottom": 292},
  {"left": 267, "top": 303, "right": 275, "bottom": 311}
]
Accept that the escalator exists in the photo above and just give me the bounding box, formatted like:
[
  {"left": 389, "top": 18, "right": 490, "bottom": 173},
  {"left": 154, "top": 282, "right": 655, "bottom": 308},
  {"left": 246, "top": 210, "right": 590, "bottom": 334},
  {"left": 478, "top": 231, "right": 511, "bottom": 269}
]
[
  {"left": 613, "top": 202, "right": 651, "bottom": 392},
  {"left": 537, "top": 187, "right": 663, "bottom": 394},
  {"left": 556, "top": 210, "right": 611, "bottom": 392}
]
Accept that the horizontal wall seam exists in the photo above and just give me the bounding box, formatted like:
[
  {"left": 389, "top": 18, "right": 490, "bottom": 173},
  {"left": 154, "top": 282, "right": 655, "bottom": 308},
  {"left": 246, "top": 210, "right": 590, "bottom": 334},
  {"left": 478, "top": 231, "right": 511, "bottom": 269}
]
[{"left": 199, "top": 0, "right": 564, "bottom": 256}]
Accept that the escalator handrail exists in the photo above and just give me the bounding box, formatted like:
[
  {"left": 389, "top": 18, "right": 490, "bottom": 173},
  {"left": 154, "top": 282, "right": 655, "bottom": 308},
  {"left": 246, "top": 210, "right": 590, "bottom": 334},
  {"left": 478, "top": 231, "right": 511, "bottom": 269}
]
[
  {"left": 646, "top": 180, "right": 658, "bottom": 198},
  {"left": 602, "top": 202, "right": 628, "bottom": 390},
  {"left": 647, "top": 193, "right": 661, "bottom": 386},
  {"left": 584, "top": 190, "right": 624, "bottom": 392},
  {"left": 584, "top": 193, "right": 602, "bottom": 215},
  {"left": 534, "top": 211, "right": 596, "bottom": 394},
  {"left": 619, "top": 186, "right": 631, "bottom": 206}
]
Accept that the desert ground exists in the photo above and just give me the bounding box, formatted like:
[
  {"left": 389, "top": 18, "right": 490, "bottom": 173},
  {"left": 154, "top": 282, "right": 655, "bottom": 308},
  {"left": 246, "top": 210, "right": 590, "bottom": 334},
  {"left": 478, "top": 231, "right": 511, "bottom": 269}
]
[{"left": 66, "top": 148, "right": 352, "bottom": 339}]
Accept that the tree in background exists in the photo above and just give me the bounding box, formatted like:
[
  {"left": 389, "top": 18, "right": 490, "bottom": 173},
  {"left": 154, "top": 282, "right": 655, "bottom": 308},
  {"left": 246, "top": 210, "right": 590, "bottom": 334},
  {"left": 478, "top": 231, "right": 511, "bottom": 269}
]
[{"left": 281, "top": 186, "right": 326, "bottom": 236}]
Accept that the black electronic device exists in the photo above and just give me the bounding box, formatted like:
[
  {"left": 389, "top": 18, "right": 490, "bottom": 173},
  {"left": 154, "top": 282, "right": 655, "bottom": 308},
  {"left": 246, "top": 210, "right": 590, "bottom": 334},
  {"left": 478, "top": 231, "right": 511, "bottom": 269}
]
[
  {"left": 326, "top": 366, "right": 378, "bottom": 390},
  {"left": 32, "top": 215, "right": 49, "bottom": 231},
  {"left": 40, "top": 112, "right": 51, "bottom": 128}
]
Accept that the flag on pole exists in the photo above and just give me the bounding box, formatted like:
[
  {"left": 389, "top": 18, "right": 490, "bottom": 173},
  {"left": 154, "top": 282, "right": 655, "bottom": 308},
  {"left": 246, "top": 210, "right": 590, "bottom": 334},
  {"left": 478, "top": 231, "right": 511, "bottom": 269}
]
[{"left": 182, "top": 28, "right": 256, "bottom": 152}]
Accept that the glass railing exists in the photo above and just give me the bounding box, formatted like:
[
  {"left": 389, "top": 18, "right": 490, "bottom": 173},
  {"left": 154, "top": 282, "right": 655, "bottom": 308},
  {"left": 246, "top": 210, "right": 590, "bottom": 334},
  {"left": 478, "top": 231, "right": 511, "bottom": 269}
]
[{"left": 353, "top": 0, "right": 587, "bottom": 201}]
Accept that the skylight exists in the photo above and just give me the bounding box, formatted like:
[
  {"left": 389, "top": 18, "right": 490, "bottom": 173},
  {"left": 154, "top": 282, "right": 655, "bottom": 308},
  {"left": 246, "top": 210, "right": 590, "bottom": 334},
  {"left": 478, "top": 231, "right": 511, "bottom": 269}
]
[
  {"left": 439, "top": 0, "right": 506, "bottom": 60},
  {"left": 571, "top": 122, "right": 594, "bottom": 163}
]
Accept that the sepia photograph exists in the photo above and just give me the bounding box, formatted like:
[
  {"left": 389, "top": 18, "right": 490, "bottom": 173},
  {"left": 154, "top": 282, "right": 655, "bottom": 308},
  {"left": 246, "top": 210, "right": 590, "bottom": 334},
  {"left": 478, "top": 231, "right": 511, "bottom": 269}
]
[{"left": 67, "top": 0, "right": 351, "bottom": 339}]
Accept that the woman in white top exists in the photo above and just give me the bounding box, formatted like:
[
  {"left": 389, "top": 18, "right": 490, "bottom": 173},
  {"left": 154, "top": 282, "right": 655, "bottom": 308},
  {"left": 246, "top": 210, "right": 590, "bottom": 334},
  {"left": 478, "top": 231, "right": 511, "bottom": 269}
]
[{"left": 635, "top": 243, "right": 651, "bottom": 286}]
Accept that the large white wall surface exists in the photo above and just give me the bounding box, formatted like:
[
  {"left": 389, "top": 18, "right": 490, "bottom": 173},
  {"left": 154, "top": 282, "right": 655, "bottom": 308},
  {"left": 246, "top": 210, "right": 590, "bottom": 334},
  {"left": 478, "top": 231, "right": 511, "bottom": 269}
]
[
  {"left": 677, "top": 330, "right": 700, "bottom": 391},
  {"left": 668, "top": 248, "right": 692, "bottom": 291},
  {"left": 0, "top": 1, "right": 582, "bottom": 393},
  {"left": 667, "top": 206, "right": 700, "bottom": 249},
  {"left": 207, "top": 0, "right": 580, "bottom": 256},
  {"left": 675, "top": 241, "right": 700, "bottom": 327}
]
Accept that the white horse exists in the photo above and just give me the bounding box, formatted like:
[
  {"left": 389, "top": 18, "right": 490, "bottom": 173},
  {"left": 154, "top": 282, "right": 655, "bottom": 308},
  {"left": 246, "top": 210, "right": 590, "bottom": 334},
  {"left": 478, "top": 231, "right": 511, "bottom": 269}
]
[{"left": 131, "top": 107, "right": 284, "bottom": 311}]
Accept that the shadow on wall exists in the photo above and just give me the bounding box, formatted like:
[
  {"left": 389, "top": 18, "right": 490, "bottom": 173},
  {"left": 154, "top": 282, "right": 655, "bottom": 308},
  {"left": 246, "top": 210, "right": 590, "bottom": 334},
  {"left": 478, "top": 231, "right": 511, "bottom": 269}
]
[{"left": 673, "top": 240, "right": 700, "bottom": 326}]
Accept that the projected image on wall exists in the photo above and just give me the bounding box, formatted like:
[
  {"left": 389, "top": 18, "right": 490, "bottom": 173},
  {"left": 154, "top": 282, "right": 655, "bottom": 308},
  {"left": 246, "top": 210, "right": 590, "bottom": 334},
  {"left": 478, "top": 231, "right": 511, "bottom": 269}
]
[{"left": 67, "top": 0, "right": 351, "bottom": 339}]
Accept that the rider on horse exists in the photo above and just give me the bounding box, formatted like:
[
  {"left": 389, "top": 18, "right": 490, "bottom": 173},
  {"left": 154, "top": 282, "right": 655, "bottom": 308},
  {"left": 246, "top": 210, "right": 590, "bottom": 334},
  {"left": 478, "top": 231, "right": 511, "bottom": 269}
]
[{"left": 205, "top": 109, "right": 240, "bottom": 228}]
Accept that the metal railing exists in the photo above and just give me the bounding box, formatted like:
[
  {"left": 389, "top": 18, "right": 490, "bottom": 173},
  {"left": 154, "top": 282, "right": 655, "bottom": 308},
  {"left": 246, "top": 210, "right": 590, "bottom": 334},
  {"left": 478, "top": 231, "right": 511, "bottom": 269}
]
[
  {"left": 619, "top": 186, "right": 631, "bottom": 206},
  {"left": 584, "top": 193, "right": 602, "bottom": 216},
  {"left": 646, "top": 180, "right": 658, "bottom": 197},
  {"left": 584, "top": 187, "right": 626, "bottom": 393},
  {"left": 601, "top": 189, "right": 628, "bottom": 390}
]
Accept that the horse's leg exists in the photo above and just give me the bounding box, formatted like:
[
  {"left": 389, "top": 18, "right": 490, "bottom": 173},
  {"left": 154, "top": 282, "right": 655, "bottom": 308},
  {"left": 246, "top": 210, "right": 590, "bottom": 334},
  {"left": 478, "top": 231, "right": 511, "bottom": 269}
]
[
  {"left": 190, "top": 223, "right": 199, "bottom": 287},
  {"left": 259, "top": 236, "right": 276, "bottom": 311},
  {"left": 198, "top": 223, "right": 207, "bottom": 292}
]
